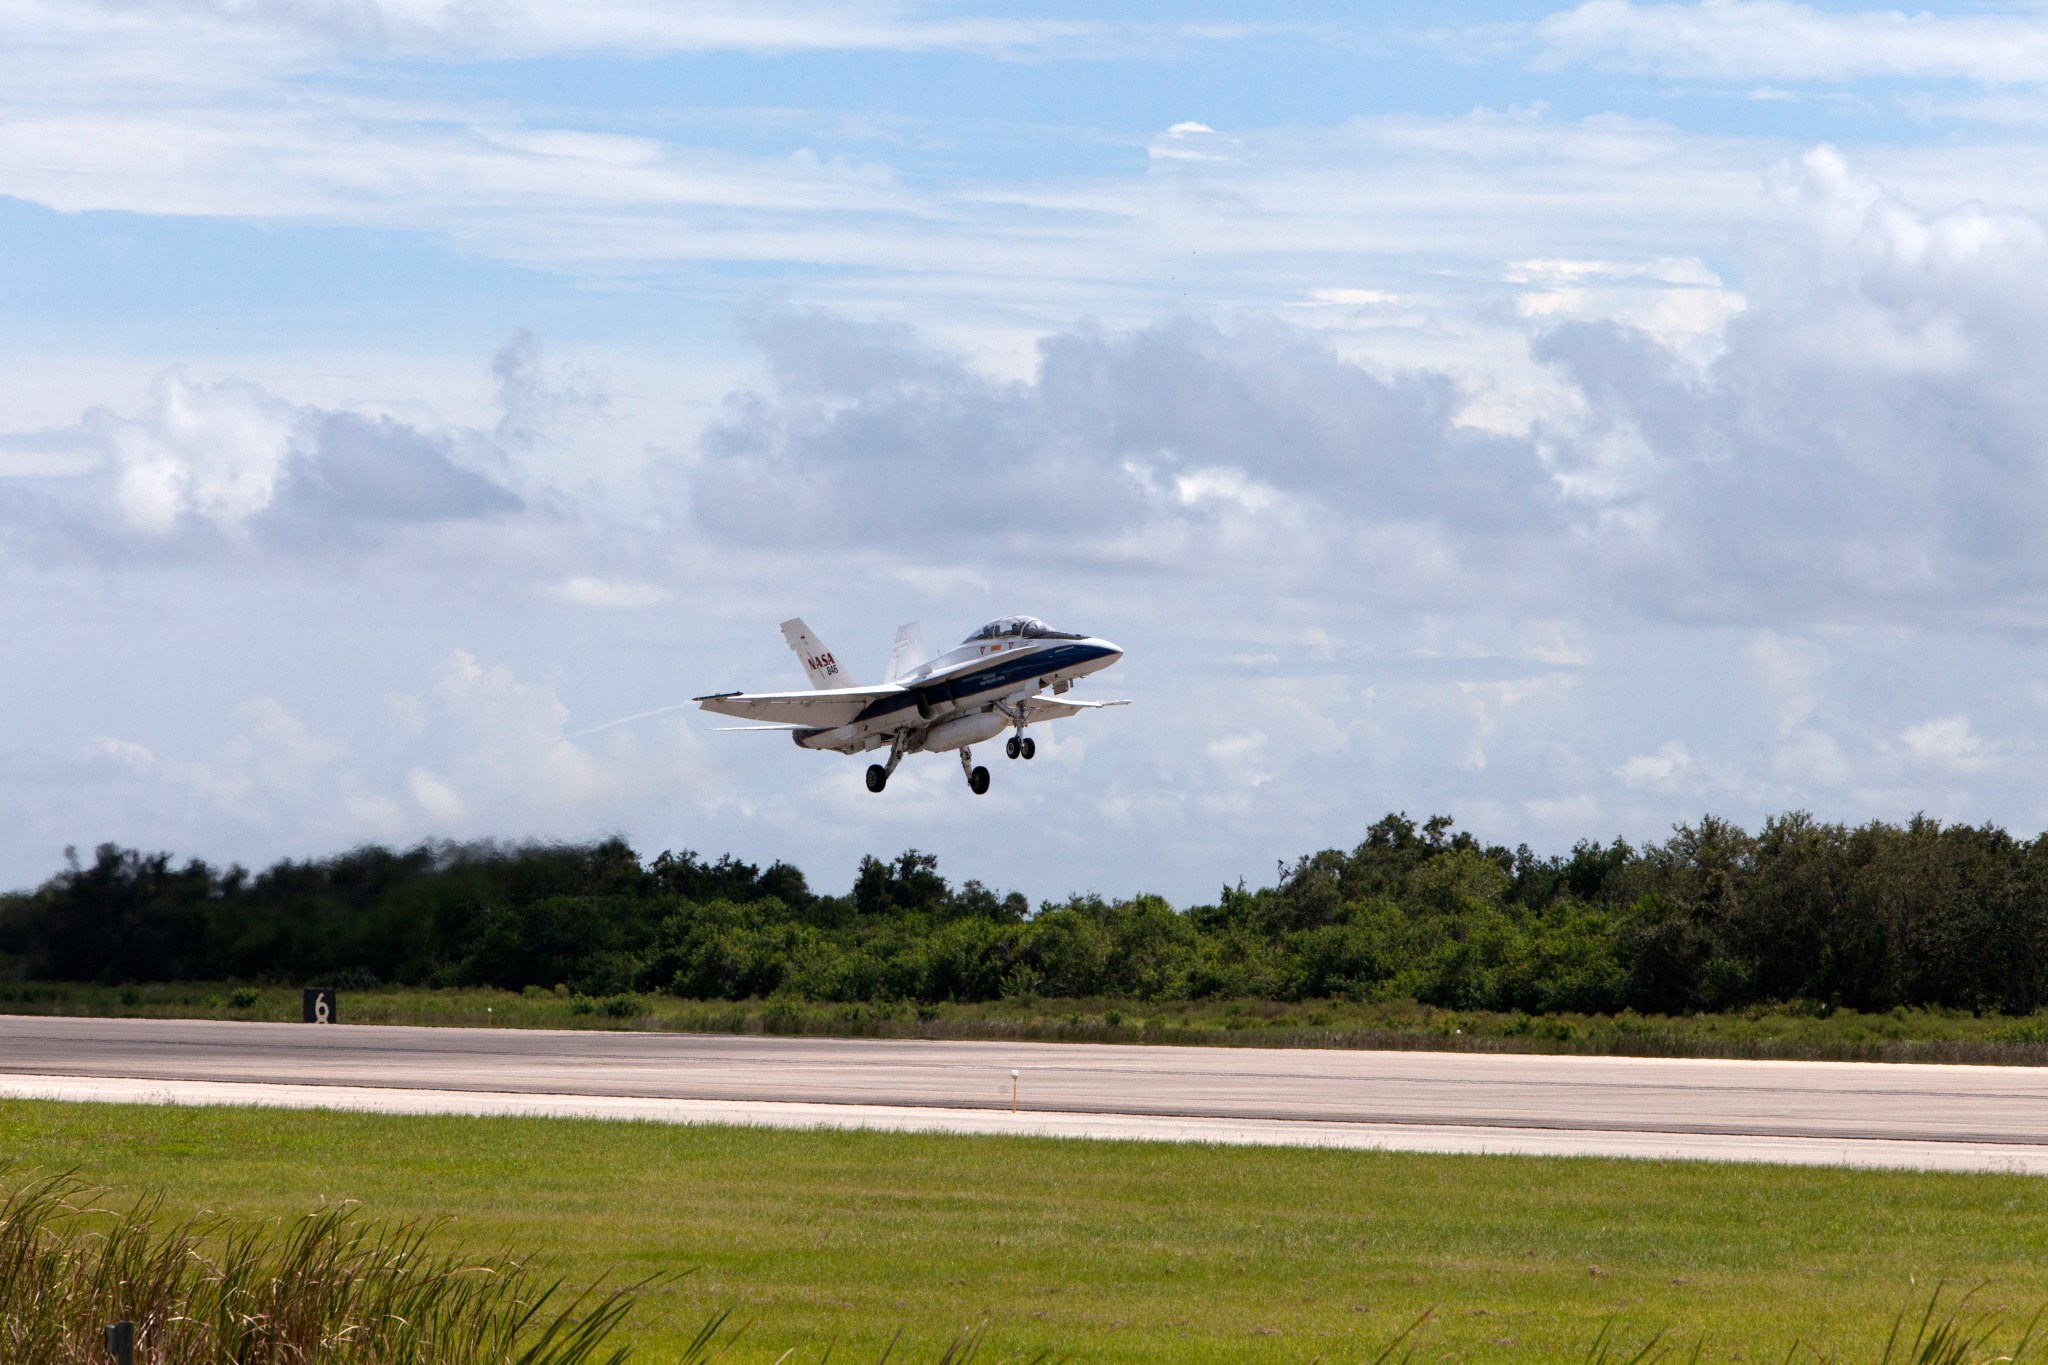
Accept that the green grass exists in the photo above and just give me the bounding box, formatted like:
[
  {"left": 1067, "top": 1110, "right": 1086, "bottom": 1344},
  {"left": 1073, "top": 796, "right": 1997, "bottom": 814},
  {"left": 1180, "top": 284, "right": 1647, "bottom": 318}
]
[
  {"left": 3, "top": 1101, "right": 2048, "bottom": 1362},
  {"left": 12, "top": 981, "right": 2048, "bottom": 1066},
  {"left": 0, "top": 1171, "right": 643, "bottom": 1364}
]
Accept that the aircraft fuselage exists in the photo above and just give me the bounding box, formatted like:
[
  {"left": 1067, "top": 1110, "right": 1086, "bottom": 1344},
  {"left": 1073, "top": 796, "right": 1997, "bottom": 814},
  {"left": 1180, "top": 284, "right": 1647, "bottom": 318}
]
[{"left": 793, "top": 633, "right": 1121, "bottom": 754}]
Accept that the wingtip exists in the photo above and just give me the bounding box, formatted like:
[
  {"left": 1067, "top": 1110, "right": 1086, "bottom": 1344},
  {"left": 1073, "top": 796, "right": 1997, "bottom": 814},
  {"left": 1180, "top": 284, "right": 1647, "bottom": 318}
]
[{"left": 691, "top": 691, "right": 743, "bottom": 702}]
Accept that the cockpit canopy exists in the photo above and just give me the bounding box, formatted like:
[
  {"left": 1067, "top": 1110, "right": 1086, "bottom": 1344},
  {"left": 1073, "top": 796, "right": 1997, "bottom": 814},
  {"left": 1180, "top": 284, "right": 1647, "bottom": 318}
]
[{"left": 961, "top": 615, "right": 1087, "bottom": 645}]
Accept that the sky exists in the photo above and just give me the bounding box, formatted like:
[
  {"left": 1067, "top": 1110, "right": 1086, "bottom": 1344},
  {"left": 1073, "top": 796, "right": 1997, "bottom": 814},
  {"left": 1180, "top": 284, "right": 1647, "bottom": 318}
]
[{"left": 7, "top": 0, "right": 2048, "bottom": 904}]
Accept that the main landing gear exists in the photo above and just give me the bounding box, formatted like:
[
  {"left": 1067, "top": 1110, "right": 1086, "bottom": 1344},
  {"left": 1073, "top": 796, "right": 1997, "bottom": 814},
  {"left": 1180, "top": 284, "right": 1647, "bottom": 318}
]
[
  {"left": 862, "top": 737, "right": 993, "bottom": 796},
  {"left": 865, "top": 738, "right": 906, "bottom": 793},
  {"left": 961, "top": 746, "right": 991, "bottom": 795}
]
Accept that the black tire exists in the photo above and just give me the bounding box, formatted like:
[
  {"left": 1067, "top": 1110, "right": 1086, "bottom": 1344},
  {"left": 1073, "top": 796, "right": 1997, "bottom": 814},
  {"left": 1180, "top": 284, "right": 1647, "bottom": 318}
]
[
  {"left": 1020, "top": 737, "right": 1036, "bottom": 760},
  {"left": 1005, "top": 735, "right": 1021, "bottom": 760},
  {"left": 969, "top": 765, "right": 991, "bottom": 795},
  {"left": 865, "top": 764, "right": 888, "bottom": 793}
]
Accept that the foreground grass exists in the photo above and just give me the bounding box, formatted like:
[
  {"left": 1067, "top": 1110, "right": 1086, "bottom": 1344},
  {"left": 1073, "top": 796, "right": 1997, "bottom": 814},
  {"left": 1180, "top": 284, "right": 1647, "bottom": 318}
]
[
  {"left": 0, "top": 1172, "right": 642, "bottom": 1364},
  {"left": 4, "top": 1101, "right": 2048, "bottom": 1362},
  {"left": 14, "top": 981, "right": 2048, "bottom": 1065}
]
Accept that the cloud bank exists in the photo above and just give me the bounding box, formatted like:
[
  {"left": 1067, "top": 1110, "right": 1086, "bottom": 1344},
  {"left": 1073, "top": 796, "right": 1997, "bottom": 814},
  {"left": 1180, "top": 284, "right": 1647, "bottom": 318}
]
[{"left": 684, "top": 149, "right": 2048, "bottom": 639}]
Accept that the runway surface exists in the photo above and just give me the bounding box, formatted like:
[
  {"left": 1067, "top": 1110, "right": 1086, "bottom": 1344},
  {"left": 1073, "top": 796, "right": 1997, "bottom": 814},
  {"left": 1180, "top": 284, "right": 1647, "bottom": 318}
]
[{"left": 4, "top": 1015, "right": 2048, "bottom": 1172}]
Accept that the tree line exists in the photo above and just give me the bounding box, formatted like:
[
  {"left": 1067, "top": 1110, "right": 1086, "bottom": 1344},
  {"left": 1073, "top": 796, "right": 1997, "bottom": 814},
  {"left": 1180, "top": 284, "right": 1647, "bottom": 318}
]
[{"left": 3, "top": 810, "right": 2047, "bottom": 1015}]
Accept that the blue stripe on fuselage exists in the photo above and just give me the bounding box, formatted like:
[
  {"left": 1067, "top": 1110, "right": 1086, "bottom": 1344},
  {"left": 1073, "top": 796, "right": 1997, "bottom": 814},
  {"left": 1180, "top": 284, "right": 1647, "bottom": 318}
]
[{"left": 852, "top": 644, "right": 1113, "bottom": 726}]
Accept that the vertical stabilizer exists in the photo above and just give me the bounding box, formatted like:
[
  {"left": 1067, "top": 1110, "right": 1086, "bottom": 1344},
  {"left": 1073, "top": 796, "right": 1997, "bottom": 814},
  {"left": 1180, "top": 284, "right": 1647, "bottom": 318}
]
[
  {"left": 781, "top": 618, "right": 857, "bottom": 689},
  {"left": 887, "top": 622, "right": 926, "bottom": 682}
]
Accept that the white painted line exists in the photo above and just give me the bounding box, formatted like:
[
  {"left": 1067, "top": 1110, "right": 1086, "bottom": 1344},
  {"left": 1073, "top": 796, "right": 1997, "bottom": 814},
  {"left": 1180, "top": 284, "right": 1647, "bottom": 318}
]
[{"left": 4, "top": 1072, "right": 2046, "bottom": 1174}]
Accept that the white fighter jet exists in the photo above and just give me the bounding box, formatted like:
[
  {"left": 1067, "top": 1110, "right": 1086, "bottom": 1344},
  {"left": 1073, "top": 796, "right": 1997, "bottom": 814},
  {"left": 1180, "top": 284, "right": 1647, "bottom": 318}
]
[{"left": 695, "top": 616, "right": 1126, "bottom": 794}]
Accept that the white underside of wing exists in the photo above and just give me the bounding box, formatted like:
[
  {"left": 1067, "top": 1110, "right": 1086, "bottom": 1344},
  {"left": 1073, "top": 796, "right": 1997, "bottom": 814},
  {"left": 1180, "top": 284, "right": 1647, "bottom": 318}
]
[
  {"left": 1019, "top": 696, "right": 1131, "bottom": 722},
  {"left": 695, "top": 685, "right": 902, "bottom": 728}
]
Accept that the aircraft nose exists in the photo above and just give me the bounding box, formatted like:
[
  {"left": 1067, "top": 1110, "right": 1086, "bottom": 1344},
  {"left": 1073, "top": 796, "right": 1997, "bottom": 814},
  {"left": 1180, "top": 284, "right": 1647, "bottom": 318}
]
[{"left": 1096, "top": 638, "right": 1124, "bottom": 664}]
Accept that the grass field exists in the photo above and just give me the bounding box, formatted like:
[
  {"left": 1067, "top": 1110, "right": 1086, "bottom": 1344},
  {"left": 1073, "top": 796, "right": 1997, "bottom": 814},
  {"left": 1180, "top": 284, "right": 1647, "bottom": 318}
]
[
  {"left": 12, "top": 980, "right": 2048, "bottom": 1066},
  {"left": 3, "top": 1100, "right": 2048, "bottom": 1363}
]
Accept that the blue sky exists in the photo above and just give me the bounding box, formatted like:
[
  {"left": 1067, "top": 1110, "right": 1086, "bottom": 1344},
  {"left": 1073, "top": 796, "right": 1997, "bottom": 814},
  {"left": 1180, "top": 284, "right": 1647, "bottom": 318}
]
[{"left": 8, "top": 0, "right": 2048, "bottom": 903}]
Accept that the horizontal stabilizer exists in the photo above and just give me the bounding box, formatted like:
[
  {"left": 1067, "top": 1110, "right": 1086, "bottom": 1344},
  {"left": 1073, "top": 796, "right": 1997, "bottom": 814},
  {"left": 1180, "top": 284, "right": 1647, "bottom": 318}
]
[{"left": 697, "top": 684, "right": 902, "bottom": 728}]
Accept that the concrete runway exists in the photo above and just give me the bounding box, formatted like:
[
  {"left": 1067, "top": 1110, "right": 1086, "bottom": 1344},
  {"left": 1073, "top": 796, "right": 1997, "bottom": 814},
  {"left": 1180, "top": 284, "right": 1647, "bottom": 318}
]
[{"left": 4, "top": 1015, "right": 2048, "bottom": 1172}]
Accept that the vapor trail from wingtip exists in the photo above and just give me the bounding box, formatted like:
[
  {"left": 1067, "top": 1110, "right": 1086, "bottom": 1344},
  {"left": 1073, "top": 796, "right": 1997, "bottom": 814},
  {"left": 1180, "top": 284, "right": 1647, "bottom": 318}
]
[{"left": 565, "top": 702, "right": 694, "bottom": 740}]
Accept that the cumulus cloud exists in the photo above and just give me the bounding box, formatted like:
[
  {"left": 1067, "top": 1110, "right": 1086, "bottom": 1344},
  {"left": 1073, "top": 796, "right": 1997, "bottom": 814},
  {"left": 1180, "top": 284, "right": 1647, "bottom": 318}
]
[
  {"left": 0, "top": 361, "right": 523, "bottom": 560},
  {"left": 95, "top": 373, "right": 298, "bottom": 532},
  {"left": 691, "top": 306, "right": 1561, "bottom": 607},
  {"left": 1530, "top": 146, "right": 2048, "bottom": 628},
  {"left": 1901, "top": 713, "right": 1994, "bottom": 773},
  {"left": 690, "top": 150, "right": 2048, "bottom": 640},
  {"left": 269, "top": 412, "right": 521, "bottom": 532}
]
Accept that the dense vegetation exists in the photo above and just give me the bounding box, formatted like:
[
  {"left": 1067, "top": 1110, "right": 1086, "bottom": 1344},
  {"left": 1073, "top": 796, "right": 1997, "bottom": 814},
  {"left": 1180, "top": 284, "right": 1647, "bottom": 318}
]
[{"left": 6, "top": 811, "right": 2048, "bottom": 1016}]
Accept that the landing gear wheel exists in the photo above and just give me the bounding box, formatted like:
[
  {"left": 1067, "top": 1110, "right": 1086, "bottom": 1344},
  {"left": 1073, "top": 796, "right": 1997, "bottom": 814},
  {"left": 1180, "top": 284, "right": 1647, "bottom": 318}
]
[
  {"left": 1020, "top": 737, "right": 1036, "bottom": 760},
  {"left": 968, "top": 766, "right": 991, "bottom": 795},
  {"left": 1005, "top": 735, "right": 1021, "bottom": 760},
  {"left": 865, "top": 764, "right": 889, "bottom": 793}
]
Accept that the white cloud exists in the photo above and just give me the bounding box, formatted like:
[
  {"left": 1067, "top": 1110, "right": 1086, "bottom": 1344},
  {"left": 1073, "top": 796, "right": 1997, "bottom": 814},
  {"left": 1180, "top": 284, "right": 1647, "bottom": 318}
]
[
  {"left": 1528, "top": 624, "right": 1593, "bottom": 667},
  {"left": 1747, "top": 632, "right": 1826, "bottom": 738},
  {"left": 1534, "top": 0, "right": 2048, "bottom": 85},
  {"left": 80, "top": 736, "right": 155, "bottom": 770},
  {"left": 0, "top": 359, "right": 523, "bottom": 555},
  {"left": 689, "top": 309, "right": 1563, "bottom": 612},
  {"left": 1534, "top": 146, "right": 2048, "bottom": 629},
  {"left": 1770, "top": 727, "right": 1849, "bottom": 786},
  {"left": 1205, "top": 730, "right": 1267, "bottom": 763},
  {"left": 1901, "top": 713, "right": 1993, "bottom": 772},
  {"left": 406, "top": 767, "right": 465, "bottom": 820},
  {"left": 1617, "top": 739, "right": 1690, "bottom": 787},
  {"left": 1151, "top": 120, "right": 1240, "bottom": 163},
  {"left": 1173, "top": 467, "right": 1280, "bottom": 513},
  {"left": 96, "top": 371, "right": 296, "bottom": 532},
  {"left": 545, "top": 576, "right": 674, "bottom": 610},
  {"left": 0, "top": 78, "right": 1787, "bottom": 348},
  {"left": 357, "top": 3, "right": 1278, "bottom": 62},
  {"left": 228, "top": 699, "right": 344, "bottom": 792}
]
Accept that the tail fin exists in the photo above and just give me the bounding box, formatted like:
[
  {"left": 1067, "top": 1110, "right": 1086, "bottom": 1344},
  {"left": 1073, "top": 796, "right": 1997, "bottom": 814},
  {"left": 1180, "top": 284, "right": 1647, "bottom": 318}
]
[
  {"left": 886, "top": 621, "right": 926, "bottom": 682},
  {"left": 781, "top": 618, "right": 857, "bottom": 689}
]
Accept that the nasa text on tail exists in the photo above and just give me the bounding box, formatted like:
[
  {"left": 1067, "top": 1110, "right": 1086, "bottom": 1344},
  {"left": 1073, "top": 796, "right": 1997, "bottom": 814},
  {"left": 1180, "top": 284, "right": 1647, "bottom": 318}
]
[{"left": 695, "top": 616, "right": 1126, "bottom": 795}]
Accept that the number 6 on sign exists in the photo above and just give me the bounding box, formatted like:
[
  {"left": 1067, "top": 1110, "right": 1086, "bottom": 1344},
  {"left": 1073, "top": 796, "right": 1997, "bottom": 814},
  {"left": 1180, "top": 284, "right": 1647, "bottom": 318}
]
[{"left": 302, "top": 987, "right": 336, "bottom": 1024}]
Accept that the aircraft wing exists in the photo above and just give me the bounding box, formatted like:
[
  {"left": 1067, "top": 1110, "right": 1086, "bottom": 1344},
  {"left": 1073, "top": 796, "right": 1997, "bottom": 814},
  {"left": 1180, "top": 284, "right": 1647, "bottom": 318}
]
[
  {"left": 694, "top": 685, "right": 901, "bottom": 728},
  {"left": 1020, "top": 696, "right": 1130, "bottom": 722}
]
